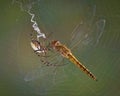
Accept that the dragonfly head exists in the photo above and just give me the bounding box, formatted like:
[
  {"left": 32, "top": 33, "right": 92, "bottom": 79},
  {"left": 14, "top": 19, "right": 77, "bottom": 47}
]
[{"left": 51, "top": 40, "right": 61, "bottom": 48}]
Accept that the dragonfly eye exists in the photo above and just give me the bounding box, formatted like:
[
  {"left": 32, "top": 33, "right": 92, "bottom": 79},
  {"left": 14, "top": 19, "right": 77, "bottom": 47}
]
[
  {"left": 56, "top": 41, "right": 60, "bottom": 45},
  {"left": 51, "top": 40, "right": 60, "bottom": 47}
]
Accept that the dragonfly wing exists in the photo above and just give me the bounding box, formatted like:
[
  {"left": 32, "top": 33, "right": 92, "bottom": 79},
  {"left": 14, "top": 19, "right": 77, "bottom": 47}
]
[
  {"left": 24, "top": 50, "right": 67, "bottom": 82},
  {"left": 93, "top": 19, "right": 106, "bottom": 46},
  {"left": 82, "top": 19, "right": 106, "bottom": 46},
  {"left": 70, "top": 19, "right": 106, "bottom": 50}
]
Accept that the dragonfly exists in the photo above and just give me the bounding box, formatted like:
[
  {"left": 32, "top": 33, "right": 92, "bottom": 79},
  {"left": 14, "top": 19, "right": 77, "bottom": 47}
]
[
  {"left": 28, "top": 19, "right": 105, "bottom": 82},
  {"left": 51, "top": 40, "right": 97, "bottom": 81}
]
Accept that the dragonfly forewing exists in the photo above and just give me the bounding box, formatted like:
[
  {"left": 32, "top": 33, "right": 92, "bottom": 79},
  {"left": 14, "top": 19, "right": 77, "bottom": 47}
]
[{"left": 70, "top": 19, "right": 106, "bottom": 50}]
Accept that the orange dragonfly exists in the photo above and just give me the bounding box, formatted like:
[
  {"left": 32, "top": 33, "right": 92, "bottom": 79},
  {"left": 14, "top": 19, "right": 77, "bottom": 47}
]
[
  {"left": 25, "top": 19, "right": 105, "bottom": 82},
  {"left": 50, "top": 40, "right": 97, "bottom": 81}
]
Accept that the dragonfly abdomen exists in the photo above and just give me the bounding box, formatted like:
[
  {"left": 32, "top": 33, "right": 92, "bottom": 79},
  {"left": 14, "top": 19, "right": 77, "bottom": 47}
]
[{"left": 68, "top": 53, "right": 97, "bottom": 81}]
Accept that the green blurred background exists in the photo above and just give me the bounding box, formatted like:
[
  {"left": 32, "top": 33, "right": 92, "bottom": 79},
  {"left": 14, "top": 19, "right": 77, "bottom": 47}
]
[{"left": 0, "top": 0, "right": 120, "bottom": 96}]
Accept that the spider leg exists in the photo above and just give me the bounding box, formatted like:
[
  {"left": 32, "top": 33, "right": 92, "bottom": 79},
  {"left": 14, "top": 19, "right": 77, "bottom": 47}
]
[{"left": 34, "top": 50, "right": 50, "bottom": 58}]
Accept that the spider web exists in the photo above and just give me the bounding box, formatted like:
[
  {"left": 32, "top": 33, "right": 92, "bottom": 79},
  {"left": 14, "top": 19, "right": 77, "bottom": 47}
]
[
  {"left": 1, "top": 0, "right": 120, "bottom": 96},
  {"left": 13, "top": 0, "right": 106, "bottom": 95}
]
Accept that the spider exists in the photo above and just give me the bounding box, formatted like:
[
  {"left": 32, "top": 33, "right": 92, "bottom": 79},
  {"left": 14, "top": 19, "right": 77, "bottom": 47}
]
[{"left": 30, "top": 32, "right": 64, "bottom": 67}]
